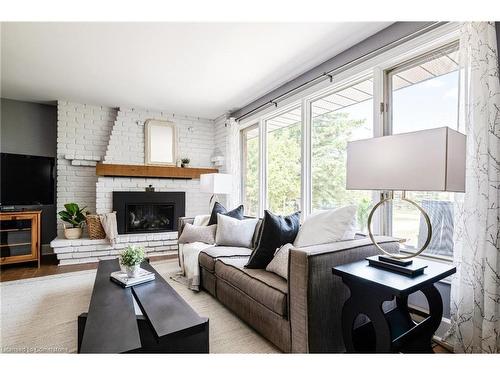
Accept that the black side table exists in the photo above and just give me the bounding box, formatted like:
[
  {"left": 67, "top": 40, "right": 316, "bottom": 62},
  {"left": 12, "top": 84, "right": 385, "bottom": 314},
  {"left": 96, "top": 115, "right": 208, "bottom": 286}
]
[{"left": 332, "top": 257, "right": 455, "bottom": 353}]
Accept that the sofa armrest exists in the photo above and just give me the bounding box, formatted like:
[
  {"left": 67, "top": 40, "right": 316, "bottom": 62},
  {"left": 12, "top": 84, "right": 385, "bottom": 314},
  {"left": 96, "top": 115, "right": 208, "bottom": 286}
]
[
  {"left": 178, "top": 217, "right": 195, "bottom": 239},
  {"left": 288, "top": 236, "right": 399, "bottom": 353}
]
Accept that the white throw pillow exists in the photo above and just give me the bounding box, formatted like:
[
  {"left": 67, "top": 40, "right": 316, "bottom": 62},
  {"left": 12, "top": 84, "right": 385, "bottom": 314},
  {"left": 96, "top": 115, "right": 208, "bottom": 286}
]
[
  {"left": 266, "top": 243, "right": 293, "bottom": 280},
  {"left": 293, "top": 205, "right": 357, "bottom": 248},
  {"left": 193, "top": 214, "right": 210, "bottom": 226},
  {"left": 215, "top": 213, "right": 258, "bottom": 248},
  {"left": 178, "top": 223, "right": 217, "bottom": 244}
]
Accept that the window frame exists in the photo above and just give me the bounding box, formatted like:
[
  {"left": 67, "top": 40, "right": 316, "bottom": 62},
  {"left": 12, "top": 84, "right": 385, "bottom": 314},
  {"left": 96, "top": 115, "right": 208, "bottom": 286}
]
[
  {"left": 263, "top": 104, "right": 303, "bottom": 215},
  {"left": 240, "top": 123, "right": 260, "bottom": 217},
  {"left": 239, "top": 22, "right": 461, "bottom": 249},
  {"left": 381, "top": 41, "right": 460, "bottom": 261}
]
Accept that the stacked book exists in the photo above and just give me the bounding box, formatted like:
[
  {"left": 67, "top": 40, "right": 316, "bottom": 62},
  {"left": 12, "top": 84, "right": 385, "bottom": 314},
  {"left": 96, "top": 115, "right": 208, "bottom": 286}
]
[{"left": 110, "top": 268, "right": 155, "bottom": 288}]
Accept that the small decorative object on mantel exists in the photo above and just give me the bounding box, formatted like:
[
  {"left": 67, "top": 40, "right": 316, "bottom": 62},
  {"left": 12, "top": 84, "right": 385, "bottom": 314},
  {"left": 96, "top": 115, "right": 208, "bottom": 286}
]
[
  {"left": 119, "top": 245, "right": 146, "bottom": 278},
  {"left": 58, "top": 203, "right": 87, "bottom": 239},
  {"left": 181, "top": 157, "right": 190, "bottom": 168},
  {"left": 145, "top": 184, "right": 155, "bottom": 192}
]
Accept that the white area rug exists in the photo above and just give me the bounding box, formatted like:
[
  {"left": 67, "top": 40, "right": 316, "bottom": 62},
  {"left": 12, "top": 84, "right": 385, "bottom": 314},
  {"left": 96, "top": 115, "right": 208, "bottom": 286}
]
[{"left": 0, "top": 260, "right": 279, "bottom": 353}]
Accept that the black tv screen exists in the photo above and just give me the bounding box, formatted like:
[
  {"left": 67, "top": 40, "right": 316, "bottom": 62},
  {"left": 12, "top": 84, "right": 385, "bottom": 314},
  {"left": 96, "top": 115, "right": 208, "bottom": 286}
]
[{"left": 1, "top": 153, "right": 55, "bottom": 206}]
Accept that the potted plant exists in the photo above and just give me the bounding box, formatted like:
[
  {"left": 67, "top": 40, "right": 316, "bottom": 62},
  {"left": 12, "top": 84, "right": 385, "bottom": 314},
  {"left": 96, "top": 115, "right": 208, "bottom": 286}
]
[
  {"left": 181, "top": 157, "right": 190, "bottom": 168},
  {"left": 58, "top": 203, "right": 87, "bottom": 239},
  {"left": 119, "top": 245, "right": 145, "bottom": 278}
]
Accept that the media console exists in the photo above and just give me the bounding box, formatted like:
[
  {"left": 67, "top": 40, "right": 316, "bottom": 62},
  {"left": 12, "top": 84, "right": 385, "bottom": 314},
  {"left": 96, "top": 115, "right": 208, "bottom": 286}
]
[{"left": 0, "top": 210, "right": 41, "bottom": 267}]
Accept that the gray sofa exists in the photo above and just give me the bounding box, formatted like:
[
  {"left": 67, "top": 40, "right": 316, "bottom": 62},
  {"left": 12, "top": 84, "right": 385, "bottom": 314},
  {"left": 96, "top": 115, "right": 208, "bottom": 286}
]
[{"left": 178, "top": 217, "right": 399, "bottom": 353}]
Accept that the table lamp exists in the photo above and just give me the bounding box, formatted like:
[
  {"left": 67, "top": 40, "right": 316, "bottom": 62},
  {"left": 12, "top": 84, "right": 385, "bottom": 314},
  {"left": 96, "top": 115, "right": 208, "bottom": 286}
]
[
  {"left": 200, "top": 173, "right": 233, "bottom": 210},
  {"left": 346, "top": 127, "right": 466, "bottom": 273}
]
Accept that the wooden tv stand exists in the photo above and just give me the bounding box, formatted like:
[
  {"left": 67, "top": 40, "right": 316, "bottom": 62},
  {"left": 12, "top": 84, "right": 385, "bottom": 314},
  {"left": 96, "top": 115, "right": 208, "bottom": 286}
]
[{"left": 0, "top": 210, "right": 41, "bottom": 267}]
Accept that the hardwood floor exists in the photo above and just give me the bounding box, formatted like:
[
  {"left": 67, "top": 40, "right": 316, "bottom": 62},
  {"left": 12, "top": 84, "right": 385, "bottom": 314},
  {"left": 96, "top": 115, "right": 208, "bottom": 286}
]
[
  {"left": 0, "top": 254, "right": 177, "bottom": 282},
  {"left": 433, "top": 342, "right": 452, "bottom": 353}
]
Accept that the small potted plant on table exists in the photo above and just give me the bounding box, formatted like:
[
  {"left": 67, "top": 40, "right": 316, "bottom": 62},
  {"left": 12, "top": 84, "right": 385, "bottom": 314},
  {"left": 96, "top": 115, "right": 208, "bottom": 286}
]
[
  {"left": 58, "top": 203, "right": 87, "bottom": 239},
  {"left": 181, "top": 157, "right": 190, "bottom": 168},
  {"left": 119, "top": 245, "right": 145, "bottom": 278}
]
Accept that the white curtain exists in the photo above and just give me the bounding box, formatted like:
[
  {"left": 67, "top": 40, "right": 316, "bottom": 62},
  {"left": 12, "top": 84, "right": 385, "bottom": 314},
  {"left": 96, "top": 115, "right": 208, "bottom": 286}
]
[
  {"left": 225, "top": 117, "right": 242, "bottom": 208},
  {"left": 446, "top": 22, "right": 500, "bottom": 353}
]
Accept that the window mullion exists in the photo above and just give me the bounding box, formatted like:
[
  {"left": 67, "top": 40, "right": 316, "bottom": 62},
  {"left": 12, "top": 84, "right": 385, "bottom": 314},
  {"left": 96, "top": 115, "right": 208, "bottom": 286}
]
[
  {"left": 301, "top": 98, "right": 311, "bottom": 219},
  {"left": 259, "top": 119, "right": 266, "bottom": 217}
]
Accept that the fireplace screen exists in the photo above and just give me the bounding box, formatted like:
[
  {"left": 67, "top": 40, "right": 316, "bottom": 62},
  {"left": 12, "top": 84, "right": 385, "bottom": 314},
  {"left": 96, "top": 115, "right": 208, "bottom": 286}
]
[{"left": 126, "top": 203, "right": 174, "bottom": 233}]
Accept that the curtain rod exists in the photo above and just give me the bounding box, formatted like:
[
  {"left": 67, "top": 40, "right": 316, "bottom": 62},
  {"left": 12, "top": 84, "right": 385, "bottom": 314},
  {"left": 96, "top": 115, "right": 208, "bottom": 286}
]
[{"left": 235, "top": 22, "right": 444, "bottom": 122}]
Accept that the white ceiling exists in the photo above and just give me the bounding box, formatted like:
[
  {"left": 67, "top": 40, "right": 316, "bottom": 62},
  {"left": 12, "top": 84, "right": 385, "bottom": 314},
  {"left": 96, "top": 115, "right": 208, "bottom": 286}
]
[{"left": 1, "top": 22, "right": 392, "bottom": 119}]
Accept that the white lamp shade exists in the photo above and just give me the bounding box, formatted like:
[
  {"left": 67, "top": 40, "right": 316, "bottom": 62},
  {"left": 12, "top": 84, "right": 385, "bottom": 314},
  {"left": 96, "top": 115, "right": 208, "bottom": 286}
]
[
  {"left": 200, "top": 173, "right": 233, "bottom": 194},
  {"left": 346, "top": 127, "right": 466, "bottom": 192}
]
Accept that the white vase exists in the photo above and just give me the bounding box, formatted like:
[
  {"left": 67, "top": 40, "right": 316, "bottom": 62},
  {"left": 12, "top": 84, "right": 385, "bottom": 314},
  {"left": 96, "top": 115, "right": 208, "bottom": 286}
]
[
  {"left": 64, "top": 227, "right": 82, "bottom": 240},
  {"left": 125, "top": 264, "right": 141, "bottom": 278}
]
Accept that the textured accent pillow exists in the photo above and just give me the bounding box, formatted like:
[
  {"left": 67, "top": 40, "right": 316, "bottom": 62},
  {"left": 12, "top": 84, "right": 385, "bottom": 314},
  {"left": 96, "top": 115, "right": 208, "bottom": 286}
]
[
  {"left": 293, "top": 205, "right": 357, "bottom": 248},
  {"left": 207, "top": 202, "right": 245, "bottom": 226},
  {"left": 245, "top": 210, "right": 300, "bottom": 269},
  {"left": 215, "top": 213, "right": 258, "bottom": 248},
  {"left": 266, "top": 243, "right": 293, "bottom": 280},
  {"left": 178, "top": 223, "right": 217, "bottom": 244},
  {"left": 193, "top": 214, "right": 210, "bottom": 226}
]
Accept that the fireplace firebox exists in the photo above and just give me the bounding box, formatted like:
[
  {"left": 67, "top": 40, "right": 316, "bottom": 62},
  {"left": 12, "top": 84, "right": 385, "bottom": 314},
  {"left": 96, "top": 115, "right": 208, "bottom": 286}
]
[{"left": 113, "top": 192, "right": 185, "bottom": 234}]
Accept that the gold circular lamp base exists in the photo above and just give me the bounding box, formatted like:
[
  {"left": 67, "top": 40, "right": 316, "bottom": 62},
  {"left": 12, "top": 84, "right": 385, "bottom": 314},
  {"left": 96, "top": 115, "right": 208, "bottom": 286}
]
[{"left": 367, "top": 191, "right": 432, "bottom": 260}]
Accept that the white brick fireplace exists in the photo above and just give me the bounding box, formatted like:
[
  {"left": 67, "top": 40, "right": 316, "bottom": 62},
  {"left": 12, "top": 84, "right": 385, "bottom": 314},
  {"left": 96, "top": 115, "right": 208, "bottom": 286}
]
[{"left": 51, "top": 101, "right": 227, "bottom": 265}]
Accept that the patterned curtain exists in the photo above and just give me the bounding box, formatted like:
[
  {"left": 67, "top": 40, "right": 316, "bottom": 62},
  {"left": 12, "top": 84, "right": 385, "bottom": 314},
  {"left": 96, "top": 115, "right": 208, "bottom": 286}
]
[
  {"left": 225, "top": 117, "right": 242, "bottom": 208},
  {"left": 446, "top": 22, "right": 500, "bottom": 353}
]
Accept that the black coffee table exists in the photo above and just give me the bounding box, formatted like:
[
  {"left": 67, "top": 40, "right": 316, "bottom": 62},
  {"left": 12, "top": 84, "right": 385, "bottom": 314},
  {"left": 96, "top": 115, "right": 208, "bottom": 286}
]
[{"left": 78, "top": 259, "right": 209, "bottom": 353}]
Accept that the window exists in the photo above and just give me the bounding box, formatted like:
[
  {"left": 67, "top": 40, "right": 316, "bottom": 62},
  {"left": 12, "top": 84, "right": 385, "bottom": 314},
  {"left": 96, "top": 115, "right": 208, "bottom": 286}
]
[
  {"left": 311, "top": 77, "right": 374, "bottom": 232},
  {"left": 387, "top": 42, "right": 459, "bottom": 258},
  {"left": 238, "top": 25, "right": 460, "bottom": 260},
  {"left": 241, "top": 125, "right": 259, "bottom": 217},
  {"left": 266, "top": 107, "right": 302, "bottom": 215}
]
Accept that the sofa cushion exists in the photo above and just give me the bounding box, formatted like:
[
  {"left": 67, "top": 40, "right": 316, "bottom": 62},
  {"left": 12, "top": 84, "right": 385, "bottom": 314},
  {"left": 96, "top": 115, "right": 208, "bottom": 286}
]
[
  {"left": 215, "top": 257, "right": 288, "bottom": 317},
  {"left": 178, "top": 223, "right": 217, "bottom": 244},
  {"left": 208, "top": 202, "right": 245, "bottom": 226},
  {"left": 246, "top": 210, "right": 300, "bottom": 269},
  {"left": 199, "top": 246, "right": 252, "bottom": 273},
  {"left": 216, "top": 214, "right": 258, "bottom": 248}
]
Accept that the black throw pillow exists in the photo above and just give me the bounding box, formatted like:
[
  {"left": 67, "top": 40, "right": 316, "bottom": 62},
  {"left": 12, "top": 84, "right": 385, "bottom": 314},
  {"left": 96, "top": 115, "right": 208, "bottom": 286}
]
[
  {"left": 245, "top": 210, "right": 300, "bottom": 269},
  {"left": 207, "top": 202, "right": 244, "bottom": 226}
]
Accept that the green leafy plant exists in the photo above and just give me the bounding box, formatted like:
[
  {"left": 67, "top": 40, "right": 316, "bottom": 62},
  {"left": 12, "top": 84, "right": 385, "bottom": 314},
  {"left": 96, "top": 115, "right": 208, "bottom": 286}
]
[
  {"left": 58, "top": 203, "right": 87, "bottom": 228},
  {"left": 119, "top": 245, "right": 145, "bottom": 267},
  {"left": 181, "top": 157, "right": 190, "bottom": 165}
]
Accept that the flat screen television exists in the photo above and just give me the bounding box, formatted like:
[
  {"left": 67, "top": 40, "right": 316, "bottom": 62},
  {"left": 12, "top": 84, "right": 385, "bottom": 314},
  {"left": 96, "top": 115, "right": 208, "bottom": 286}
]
[{"left": 1, "top": 153, "right": 55, "bottom": 206}]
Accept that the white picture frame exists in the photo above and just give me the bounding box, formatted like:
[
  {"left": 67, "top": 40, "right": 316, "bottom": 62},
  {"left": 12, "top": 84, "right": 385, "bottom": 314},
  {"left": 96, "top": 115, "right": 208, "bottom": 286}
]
[{"left": 144, "top": 120, "right": 178, "bottom": 165}]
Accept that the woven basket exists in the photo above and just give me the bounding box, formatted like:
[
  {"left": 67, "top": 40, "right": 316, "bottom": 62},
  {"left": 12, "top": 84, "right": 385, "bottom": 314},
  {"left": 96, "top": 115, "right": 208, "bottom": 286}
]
[{"left": 86, "top": 214, "right": 106, "bottom": 239}]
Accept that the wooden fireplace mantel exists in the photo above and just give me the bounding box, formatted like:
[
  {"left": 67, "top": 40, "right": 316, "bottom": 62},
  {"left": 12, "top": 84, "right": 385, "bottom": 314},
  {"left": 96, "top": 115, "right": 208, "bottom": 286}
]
[{"left": 95, "top": 163, "right": 218, "bottom": 179}]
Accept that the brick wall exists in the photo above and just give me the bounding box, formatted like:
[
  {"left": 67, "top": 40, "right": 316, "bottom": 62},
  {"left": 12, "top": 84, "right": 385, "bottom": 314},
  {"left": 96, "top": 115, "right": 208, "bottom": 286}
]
[
  {"left": 104, "top": 107, "right": 214, "bottom": 167},
  {"left": 56, "top": 101, "right": 217, "bottom": 236},
  {"left": 56, "top": 101, "right": 117, "bottom": 234}
]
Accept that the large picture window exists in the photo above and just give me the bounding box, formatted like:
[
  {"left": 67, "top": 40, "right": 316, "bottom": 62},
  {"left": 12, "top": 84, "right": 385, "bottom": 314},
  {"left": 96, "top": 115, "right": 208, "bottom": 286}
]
[
  {"left": 239, "top": 27, "right": 460, "bottom": 259},
  {"left": 266, "top": 107, "right": 302, "bottom": 215},
  {"left": 387, "top": 42, "right": 459, "bottom": 258},
  {"left": 311, "top": 77, "right": 374, "bottom": 232}
]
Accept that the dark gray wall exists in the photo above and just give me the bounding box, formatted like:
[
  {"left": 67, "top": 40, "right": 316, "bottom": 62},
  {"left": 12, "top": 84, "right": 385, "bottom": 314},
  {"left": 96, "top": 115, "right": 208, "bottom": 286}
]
[
  {"left": 1, "top": 98, "right": 57, "bottom": 247},
  {"left": 231, "top": 22, "right": 441, "bottom": 119}
]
